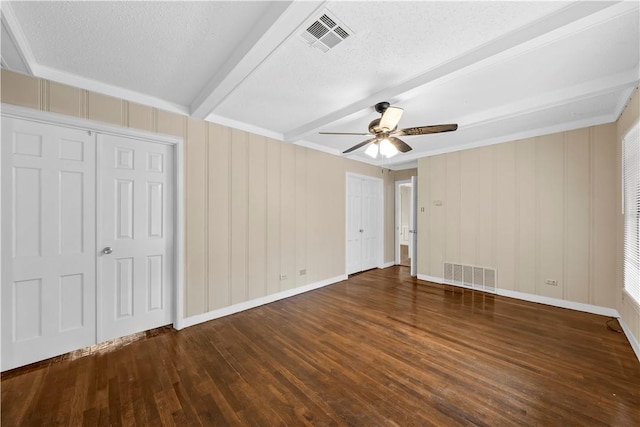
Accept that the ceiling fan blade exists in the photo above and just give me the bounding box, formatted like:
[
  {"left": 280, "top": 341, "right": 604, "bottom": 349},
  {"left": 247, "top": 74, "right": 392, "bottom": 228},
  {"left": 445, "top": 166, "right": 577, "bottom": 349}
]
[
  {"left": 343, "top": 137, "right": 377, "bottom": 154},
  {"left": 395, "top": 124, "right": 458, "bottom": 136},
  {"left": 319, "top": 131, "right": 370, "bottom": 135},
  {"left": 379, "top": 106, "right": 404, "bottom": 131},
  {"left": 388, "top": 137, "right": 412, "bottom": 153}
]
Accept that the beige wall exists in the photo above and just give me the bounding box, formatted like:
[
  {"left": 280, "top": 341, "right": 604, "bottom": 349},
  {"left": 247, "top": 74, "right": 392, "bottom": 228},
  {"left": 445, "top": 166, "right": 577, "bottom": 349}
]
[
  {"left": 1, "top": 69, "right": 408, "bottom": 318},
  {"left": 417, "top": 123, "right": 618, "bottom": 309},
  {"left": 617, "top": 88, "right": 640, "bottom": 347}
]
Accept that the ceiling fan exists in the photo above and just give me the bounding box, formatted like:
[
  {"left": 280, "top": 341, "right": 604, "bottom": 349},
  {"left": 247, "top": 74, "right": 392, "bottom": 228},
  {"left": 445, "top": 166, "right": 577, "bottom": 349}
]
[{"left": 320, "top": 101, "right": 458, "bottom": 158}]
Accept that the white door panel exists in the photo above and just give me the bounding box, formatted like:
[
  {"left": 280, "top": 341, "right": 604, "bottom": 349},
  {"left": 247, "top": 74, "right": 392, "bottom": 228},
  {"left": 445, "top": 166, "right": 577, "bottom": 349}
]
[
  {"left": 2, "top": 118, "right": 96, "bottom": 370},
  {"left": 361, "top": 179, "right": 379, "bottom": 271},
  {"left": 347, "top": 176, "right": 362, "bottom": 274},
  {"left": 98, "top": 134, "right": 173, "bottom": 342},
  {"left": 346, "top": 175, "right": 382, "bottom": 275}
]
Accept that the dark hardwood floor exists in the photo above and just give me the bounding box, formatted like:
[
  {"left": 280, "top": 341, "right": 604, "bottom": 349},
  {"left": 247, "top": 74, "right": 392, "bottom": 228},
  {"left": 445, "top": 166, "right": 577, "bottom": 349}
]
[
  {"left": 2, "top": 266, "right": 639, "bottom": 426},
  {"left": 399, "top": 244, "right": 410, "bottom": 267}
]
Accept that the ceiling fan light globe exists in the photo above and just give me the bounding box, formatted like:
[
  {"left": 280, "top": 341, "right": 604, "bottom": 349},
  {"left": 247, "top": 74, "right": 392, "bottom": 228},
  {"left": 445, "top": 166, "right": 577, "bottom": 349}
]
[
  {"left": 380, "top": 138, "right": 398, "bottom": 158},
  {"left": 365, "top": 143, "right": 379, "bottom": 158}
]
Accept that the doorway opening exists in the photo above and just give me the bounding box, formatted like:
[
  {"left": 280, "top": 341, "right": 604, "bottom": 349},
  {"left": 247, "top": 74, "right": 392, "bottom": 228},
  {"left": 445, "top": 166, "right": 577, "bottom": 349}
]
[
  {"left": 398, "top": 183, "right": 412, "bottom": 267},
  {"left": 395, "top": 177, "right": 417, "bottom": 275}
]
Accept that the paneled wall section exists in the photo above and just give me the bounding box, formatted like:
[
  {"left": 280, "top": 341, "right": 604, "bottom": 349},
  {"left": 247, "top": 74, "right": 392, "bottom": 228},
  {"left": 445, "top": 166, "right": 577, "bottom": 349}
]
[
  {"left": 418, "top": 124, "right": 618, "bottom": 309},
  {"left": 1, "top": 69, "right": 403, "bottom": 319}
]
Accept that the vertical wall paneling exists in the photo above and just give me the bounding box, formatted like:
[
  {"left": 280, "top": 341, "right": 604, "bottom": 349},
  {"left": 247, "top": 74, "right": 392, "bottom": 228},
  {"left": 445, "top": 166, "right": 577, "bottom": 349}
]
[
  {"left": 428, "top": 156, "right": 445, "bottom": 276},
  {"left": 494, "top": 143, "right": 516, "bottom": 290},
  {"left": 247, "top": 134, "right": 267, "bottom": 299},
  {"left": 326, "top": 155, "right": 345, "bottom": 276},
  {"left": 87, "top": 92, "right": 123, "bottom": 126},
  {"left": 208, "top": 124, "right": 231, "bottom": 309},
  {"left": 48, "top": 81, "right": 82, "bottom": 118},
  {"left": 156, "top": 110, "right": 185, "bottom": 138},
  {"left": 128, "top": 103, "right": 154, "bottom": 132},
  {"left": 266, "top": 139, "right": 281, "bottom": 295},
  {"left": 185, "top": 118, "right": 207, "bottom": 315},
  {"left": 460, "top": 149, "right": 479, "bottom": 266},
  {"left": 536, "top": 133, "right": 564, "bottom": 299},
  {"left": 417, "top": 158, "right": 430, "bottom": 276},
  {"left": 476, "top": 147, "right": 495, "bottom": 268},
  {"left": 565, "top": 128, "right": 590, "bottom": 303},
  {"left": 279, "top": 144, "right": 296, "bottom": 291},
  {"left": 444, "top": 152, "right": 461, "bottom": 264},
  {"left": 230, "top": 129, "right": 249, "bottom": 304},
  {"left": 515, "top": 138, "right": 537, "bottom": 294},
  {"left": 592, "top": 124, "right": 617, "bottom": 308},
  {"left": 417, "top": 124, "right": 619, "bottom": 310},
  {"left": 305, "top": 150, "right": 321, "bottom": 283},
  {"left": 295, "top": 146, "right": 307, "bottom": 287},
  {"left": 0, "top": 71, "right": 39, "bottom": 109}
]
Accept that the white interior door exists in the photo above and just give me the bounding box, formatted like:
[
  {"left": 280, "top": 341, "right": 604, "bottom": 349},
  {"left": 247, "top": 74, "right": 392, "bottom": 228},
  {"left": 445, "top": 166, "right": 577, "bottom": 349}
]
[
  {"left": 361, "top": 178, "right": 380, "bottom": 271},
  {"left": 1, "top": 118, "right": 96, "bottom": 370},
  {"left": 98, "top": 134, "right": 173, "bottom": 342},
  {"left": 346, "top": 175, "right": 363, "bottom": 275},
  {"left": 346, "top": 174, "right": 381, "bottom": 275},
  {"left": 410, "top": 175, "right": 418, "bottom": 277}
]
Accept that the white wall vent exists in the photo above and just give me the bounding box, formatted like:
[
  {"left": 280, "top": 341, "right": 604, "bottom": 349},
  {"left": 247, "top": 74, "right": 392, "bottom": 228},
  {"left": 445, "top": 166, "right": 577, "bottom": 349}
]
[
  {"left": 443, "top": 262, "right": 497, "bottom": 294},
  {"left": 300, "top": 10, "right": 353, "bottom": 53}
]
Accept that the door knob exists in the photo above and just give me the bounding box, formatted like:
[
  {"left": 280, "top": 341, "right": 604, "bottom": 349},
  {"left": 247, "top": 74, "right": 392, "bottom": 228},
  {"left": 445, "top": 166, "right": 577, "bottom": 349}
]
[
  {"left": 359, "top": 229, "right": 364, "bottom": 233},
  {"left": 102, "top": 247, "right": 113, "bottom": 255}
]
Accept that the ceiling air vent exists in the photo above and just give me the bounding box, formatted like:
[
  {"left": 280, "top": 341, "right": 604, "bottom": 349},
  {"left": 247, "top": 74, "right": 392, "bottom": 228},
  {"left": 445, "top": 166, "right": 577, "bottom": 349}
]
[{"left": 300, "top": 10, "right": 353, "bottom": 53}]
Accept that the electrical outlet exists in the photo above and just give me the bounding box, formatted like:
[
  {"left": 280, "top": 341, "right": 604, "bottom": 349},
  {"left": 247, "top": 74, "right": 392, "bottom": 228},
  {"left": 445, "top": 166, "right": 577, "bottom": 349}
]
[
  {"left": 279, "top": 274, "right": 287, "bottom": 280},
  {"left": 545, "top": 279, "right": 558, "bottom": 286}
]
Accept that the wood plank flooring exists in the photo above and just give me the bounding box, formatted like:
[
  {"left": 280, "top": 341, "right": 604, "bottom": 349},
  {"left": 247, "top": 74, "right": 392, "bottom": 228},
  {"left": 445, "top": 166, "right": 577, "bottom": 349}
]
[
  {"left": 2, "top": 266, "right": 639, "bottom": 426},
  {"left": 399, "top": 244, "right": 410, "bottom": 267}
]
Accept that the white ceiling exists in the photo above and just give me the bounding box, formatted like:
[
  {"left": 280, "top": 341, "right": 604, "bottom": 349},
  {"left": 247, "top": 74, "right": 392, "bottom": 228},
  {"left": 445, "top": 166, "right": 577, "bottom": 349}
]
[{"left": 2, "top": 1, "right": 638, "bottom": 169}]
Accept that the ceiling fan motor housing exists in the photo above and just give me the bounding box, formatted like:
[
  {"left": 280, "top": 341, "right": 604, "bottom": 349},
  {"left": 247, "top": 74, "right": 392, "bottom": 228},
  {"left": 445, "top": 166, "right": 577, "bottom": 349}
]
[
  {"left": 374, "top": 101, "right": 390, "bottom": 114},
  {"left": 369, "top": 118, "right": 382, "bottom": 134}
]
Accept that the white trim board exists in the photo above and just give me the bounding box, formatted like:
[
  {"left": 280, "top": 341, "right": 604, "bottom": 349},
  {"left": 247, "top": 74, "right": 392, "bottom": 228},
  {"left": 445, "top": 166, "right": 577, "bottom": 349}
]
[
  {"left": 618, "top": 317, "right": 640, "bottom": 362},
  {"left": 1, "top": 104, "right": 182, "bottom": 145},
  {"left": 179, "top": 274, "right": 347, "bottom": 329},
  {"left": 417, "top": 274, "right": 639, "bottom": 362}
]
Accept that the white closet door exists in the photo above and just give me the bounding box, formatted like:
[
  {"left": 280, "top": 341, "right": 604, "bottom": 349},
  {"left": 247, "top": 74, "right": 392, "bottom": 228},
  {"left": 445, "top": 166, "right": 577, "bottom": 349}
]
[
  {"left": 361, "top": 178, "right": 380, "bottom": 271},
  {"left": 1, "top": 118, "right": 96, "bottom": 371},
  {"left": 346, "top": 175, "right": 363, "bottom": 275},
  {"left": 346, "top": 175, "right": 382, "bottom": 275},
  {"left": 98, "top": 134, "right": 173, "bottom": 342}
]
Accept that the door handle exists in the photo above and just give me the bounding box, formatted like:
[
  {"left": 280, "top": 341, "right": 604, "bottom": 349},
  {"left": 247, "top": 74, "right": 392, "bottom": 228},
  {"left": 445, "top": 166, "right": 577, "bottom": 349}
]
[{"left": 102, "top": 247, "right": 113, "bottom": 255}]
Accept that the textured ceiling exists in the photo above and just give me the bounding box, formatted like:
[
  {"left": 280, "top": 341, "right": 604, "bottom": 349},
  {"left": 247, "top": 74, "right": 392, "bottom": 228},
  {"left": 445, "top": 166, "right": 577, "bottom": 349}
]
[{"left": 2, "top": 1, "right": 638, "bottom": 169}]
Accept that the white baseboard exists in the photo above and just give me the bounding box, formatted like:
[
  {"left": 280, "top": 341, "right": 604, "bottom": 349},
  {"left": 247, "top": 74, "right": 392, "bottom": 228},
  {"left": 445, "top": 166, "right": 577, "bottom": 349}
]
[
  {"left": 418, "top": 274, "right": 444, "bottom": 284},
  {"left": 618, "top": 317, "right": 640, "bottom": 362},
  {"left": 418, "top": 274, "right": 618, "bottom": 317},
  {"left": 379, "top": 261, "right": 395, "bottom": 269},
  {"left": 178, "top": 274, "right": 347, "bottom": 329},
  {"left": 416, "top": 274, "right": 640, "bottom": 361},
  {"left": 496, "top": 288, "right": 620, "bottom": 317}
]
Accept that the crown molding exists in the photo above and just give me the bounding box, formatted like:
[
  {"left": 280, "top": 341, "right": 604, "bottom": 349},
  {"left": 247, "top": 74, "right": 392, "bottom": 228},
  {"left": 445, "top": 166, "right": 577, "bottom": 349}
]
[{"left": 0, "top": 2, "right": 37, "bottom": 75}]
